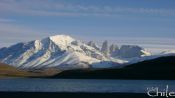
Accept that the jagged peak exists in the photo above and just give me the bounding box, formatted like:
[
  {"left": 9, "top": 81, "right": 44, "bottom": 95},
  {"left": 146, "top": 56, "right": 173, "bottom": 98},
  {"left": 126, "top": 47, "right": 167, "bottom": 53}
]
[{"left": 87, "top": 41, "right": 100, "bottom": 51}]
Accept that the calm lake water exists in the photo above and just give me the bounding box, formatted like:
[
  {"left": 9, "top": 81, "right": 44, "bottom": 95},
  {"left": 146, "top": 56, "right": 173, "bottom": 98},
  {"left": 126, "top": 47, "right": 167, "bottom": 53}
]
[{"left": 0, "top": 78, "right": 175, "bottom": 93}]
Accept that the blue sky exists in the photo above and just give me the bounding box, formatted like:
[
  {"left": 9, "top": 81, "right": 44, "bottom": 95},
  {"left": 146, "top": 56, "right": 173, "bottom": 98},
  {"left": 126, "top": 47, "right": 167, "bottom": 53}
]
[{"left": 0, "top": 0, "right": 175, "bottom": 51}]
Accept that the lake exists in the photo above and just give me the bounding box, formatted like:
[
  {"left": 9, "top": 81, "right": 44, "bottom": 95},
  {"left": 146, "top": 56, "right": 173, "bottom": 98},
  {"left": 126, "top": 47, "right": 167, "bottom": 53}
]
[{"left": 0, "top": 78, "right": 175, "bottom": 93}]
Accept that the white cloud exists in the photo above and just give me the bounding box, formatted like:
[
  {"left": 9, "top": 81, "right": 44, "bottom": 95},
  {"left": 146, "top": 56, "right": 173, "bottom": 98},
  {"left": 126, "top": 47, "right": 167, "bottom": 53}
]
[
  {"left": 0, "top": 0, "right": 175, "bottom": 52},
  {"left": 0, "top": 0, "right": 175, "bottom": 17}
]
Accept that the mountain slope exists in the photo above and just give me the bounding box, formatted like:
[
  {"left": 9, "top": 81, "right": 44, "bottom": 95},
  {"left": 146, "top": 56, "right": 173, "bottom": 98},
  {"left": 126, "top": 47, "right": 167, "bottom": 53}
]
[
  {"left": 0, "top": 62, "right": 60, "bottom": 77},
  {"left": 0, "top": 34, "right": 166, "bottom": 71},
  {"left": 0, "top": 35, "right": 111, "bottom": 70},
  {"left": 51, "top": 56, "right": 175, "bottom": 80},
  {"left": 0, "top": 62, "right": 31, "bottom": 77}
]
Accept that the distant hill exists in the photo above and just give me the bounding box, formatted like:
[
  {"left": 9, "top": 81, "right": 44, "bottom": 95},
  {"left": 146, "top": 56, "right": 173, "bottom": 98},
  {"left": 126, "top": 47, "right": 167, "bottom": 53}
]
[
  {"left": 51, "top": 56, "right": 175, "bottom": 80},
  {"left": 0, "top": 62, "right": 60, "bottom": 78}
]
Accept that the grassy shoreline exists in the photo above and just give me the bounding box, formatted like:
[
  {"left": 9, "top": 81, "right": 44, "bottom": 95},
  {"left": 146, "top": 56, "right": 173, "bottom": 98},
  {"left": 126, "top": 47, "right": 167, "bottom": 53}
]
[{"left": 0, "top": 62, "right": 61, "bottom": 78}]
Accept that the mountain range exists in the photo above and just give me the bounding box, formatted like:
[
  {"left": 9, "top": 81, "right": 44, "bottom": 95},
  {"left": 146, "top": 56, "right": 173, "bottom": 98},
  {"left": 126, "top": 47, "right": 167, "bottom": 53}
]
[{"left": 0, "top": 35, "right": 174, "bottom": 72}]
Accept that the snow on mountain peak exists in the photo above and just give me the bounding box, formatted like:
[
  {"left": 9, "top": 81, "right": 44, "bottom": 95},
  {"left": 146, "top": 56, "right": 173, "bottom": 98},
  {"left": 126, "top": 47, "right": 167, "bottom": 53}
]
[
  {"left": 39, "top": 35, "right": 76, "bottom": 51},
  {"left": 49, "top": 35, "right": 75, "bottom": 45},
  {"left": 112, "top": 45, "right": 151, "bottom": 58},
  {"left": 2, "top": 34, "right": 173, "bottom": 71},
  {"left": 0, "top": 35, "right": 110, "bottom": 70}
]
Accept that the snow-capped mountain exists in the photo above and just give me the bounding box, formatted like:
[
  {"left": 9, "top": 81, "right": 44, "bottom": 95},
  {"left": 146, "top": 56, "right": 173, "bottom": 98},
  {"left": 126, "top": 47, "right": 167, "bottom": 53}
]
[
  {"left": 112, "top": 45, "right": 151, "bottom": 58},
  {"left": 0, "top": 35, "right": 109, "bottom": 70},
  {"left": 0, "top": 35, "right": 174, "bottom": 71}
]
